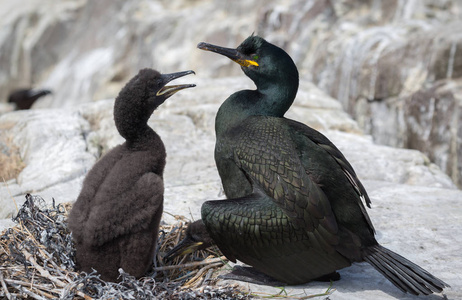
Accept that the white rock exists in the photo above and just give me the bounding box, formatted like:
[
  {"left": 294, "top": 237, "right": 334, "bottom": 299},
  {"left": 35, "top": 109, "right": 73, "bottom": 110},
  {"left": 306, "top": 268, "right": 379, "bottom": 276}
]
[
  {"left": 325, "top": 130, "right": 456, "bottom": 189},
  {"left": 0, "top": 109, "right": 96, "bottom": 217}
]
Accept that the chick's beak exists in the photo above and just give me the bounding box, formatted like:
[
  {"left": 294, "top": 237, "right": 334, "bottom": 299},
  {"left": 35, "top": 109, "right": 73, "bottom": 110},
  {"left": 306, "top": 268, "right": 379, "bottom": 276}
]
[
  {"left": 197, "top": 42, "right": 259, "bottom": 67},
  {"left": 157, "top": 70, "right": 196, "bottom": 97},
  {"left": 164, "top": 236, "right": 203, "bottom": 261}
]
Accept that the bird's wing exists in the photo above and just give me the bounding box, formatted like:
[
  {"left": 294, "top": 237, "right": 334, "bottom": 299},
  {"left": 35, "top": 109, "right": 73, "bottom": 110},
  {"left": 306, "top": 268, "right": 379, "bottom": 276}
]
[
  {"left": 202, "top": 193, "right": 351, "bottom": 283},
  {"left": 83, "top": 172, "right": 163, "bottom": 247},
  {"left": 284, "top": 118, "right": 374, "bottom": 233},
  {"left": 68, "top": 146, "right": 125, "bottom": 243},
  {"left": 231, "top": 117, "right": 340, "bottom": 243}
]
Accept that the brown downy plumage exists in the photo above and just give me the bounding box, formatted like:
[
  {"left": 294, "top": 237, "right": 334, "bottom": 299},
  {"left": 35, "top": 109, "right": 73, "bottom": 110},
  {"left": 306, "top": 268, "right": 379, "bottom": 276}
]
[{"left": 68, "top": 68, "right": 195, "bottom": 282}]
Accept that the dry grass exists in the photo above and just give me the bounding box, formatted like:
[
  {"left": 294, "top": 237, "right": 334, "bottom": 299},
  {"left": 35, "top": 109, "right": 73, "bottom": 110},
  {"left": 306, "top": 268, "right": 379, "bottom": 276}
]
[
  {"left": 0, "top": 131, "right": 25, "bottom": 181},
  {"left": 0, "top": 194, "right": 251, "bottom": 299}
]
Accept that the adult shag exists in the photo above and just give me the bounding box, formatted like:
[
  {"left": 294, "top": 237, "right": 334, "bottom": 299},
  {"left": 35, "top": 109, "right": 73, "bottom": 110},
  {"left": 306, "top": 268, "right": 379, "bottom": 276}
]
[{"left": 167, "top": 36, "right": 448, "bottom": 295}]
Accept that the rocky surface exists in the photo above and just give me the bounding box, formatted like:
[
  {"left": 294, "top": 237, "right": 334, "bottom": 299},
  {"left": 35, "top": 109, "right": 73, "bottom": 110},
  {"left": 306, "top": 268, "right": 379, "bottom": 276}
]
[
  {"left": 1, "top": 0, "right": 461, "bottom": 299},
  {"left": 362, "top": 79, "right": 462, "bottom": 190},
  {"left": 298, "top": 2, "right": 462, "bottom": 187}
]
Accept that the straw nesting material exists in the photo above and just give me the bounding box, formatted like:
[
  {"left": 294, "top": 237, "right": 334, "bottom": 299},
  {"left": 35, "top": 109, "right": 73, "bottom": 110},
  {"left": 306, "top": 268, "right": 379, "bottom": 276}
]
[{"left": 0, "top": 194, "right": 251, "bottom": 299}]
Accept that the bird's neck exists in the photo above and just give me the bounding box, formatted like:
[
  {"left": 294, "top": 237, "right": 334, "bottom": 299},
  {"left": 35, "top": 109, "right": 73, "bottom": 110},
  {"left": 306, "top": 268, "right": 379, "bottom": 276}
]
[
  {"left": 117, "top": 120, "right": 157, "bottom": 150},
  {"left": 215, "top": 83, "right": 296, "bottom": 138},
  {"left": 258, "top": 80, "right": 297, "bottom": 114}
]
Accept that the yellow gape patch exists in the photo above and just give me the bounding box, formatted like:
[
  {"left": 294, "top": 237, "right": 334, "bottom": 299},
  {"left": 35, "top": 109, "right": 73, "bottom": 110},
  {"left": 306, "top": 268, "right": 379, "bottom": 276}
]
[{"left": 234, "top": 59, "right": 259, "bottom": 67}]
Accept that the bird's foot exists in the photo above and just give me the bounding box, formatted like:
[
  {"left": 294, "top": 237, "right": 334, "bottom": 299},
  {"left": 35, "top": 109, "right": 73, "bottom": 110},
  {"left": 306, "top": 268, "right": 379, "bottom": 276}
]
[{"left": 219, "top": 265, "right": 285, "bottom": 286}]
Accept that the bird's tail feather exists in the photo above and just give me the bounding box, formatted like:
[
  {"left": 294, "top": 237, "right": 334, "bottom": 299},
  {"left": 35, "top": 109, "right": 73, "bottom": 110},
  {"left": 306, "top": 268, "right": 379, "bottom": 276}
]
[
  {"left": 29, "top": 89, "right": 51, "bottom": 98},
  {"left": 363, "top": 244, "right": 449, "bottom": 295}
]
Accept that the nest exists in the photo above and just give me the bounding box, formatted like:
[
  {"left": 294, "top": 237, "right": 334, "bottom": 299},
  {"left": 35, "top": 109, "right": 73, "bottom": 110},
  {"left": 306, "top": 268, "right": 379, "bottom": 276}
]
[{"left": 0, "top": 194, "right": 251, "bottom": 299}]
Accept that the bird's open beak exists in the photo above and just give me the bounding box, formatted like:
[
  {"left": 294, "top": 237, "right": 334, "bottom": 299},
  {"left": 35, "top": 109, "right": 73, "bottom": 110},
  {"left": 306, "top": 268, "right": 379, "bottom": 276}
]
[
  {"left": 197, "top": 42, "right": 259, "bottom": 67},
  {"left": 157, "top": 70, "right": 196, "bottom": 97},
  {"left": 164, "top": 236, "right": 203, "bottom": 261}
]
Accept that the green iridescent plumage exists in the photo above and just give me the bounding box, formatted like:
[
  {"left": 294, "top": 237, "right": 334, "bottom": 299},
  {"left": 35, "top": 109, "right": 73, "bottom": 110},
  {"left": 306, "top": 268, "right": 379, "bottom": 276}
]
[{"left": 170, "top": 35, "right": 448, "bottom": 295}]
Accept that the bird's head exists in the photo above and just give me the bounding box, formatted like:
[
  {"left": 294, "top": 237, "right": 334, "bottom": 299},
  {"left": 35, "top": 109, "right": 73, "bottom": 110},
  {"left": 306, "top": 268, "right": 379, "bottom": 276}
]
[
  {"left": 197, "top": 35, "right": 299, "bottom": 116},
  {"left": 114, "top": 68, "right": 195, "bottom": 141},
  {"left": 164, "top": 220, "right": 214, "bottom": 261},
  {"left": 125, "top": 68, "right": 195, "bottom": 109},
  {"left": 198, "top": 35, "right": 298, "bottom": 92}
]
